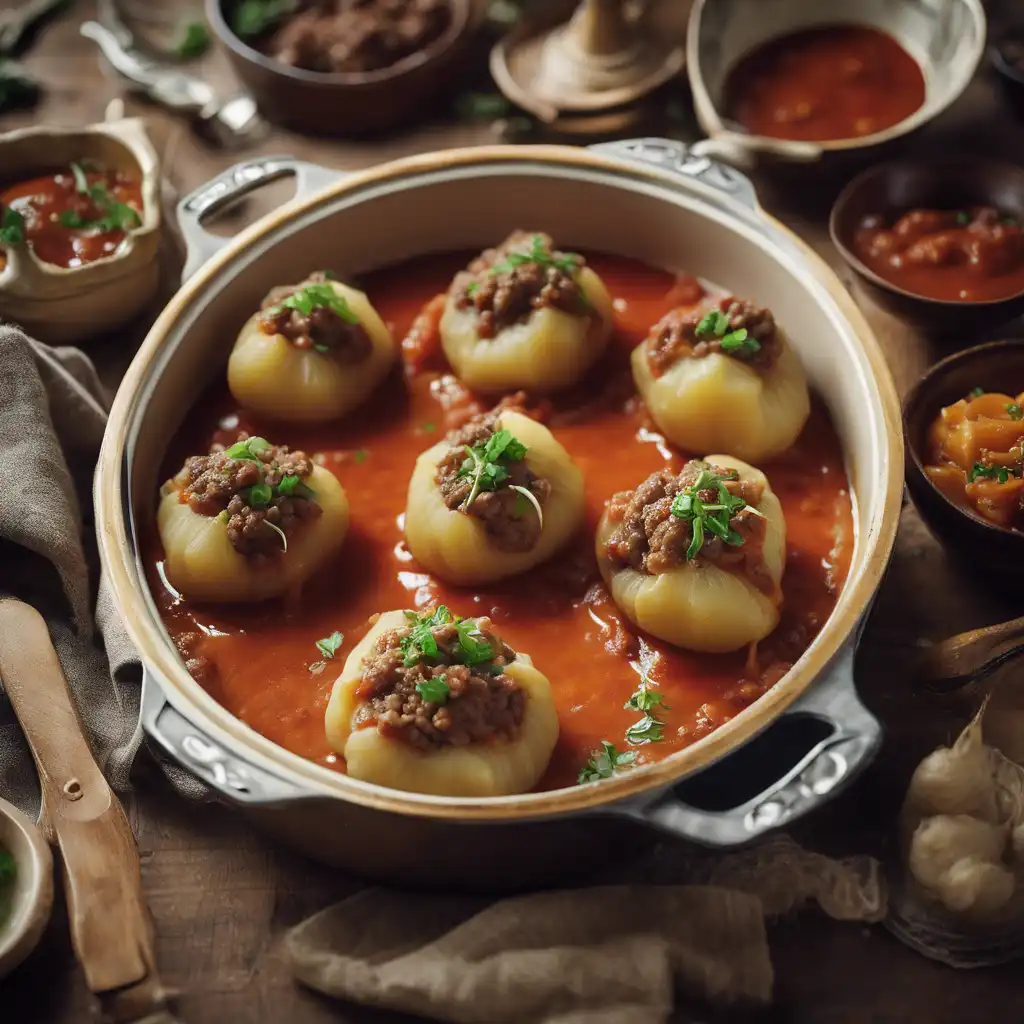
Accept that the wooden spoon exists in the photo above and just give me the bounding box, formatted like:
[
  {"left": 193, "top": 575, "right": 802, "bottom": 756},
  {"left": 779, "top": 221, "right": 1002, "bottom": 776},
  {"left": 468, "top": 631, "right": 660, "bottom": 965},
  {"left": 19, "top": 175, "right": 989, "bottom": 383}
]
[
  {"left": 918, "top": 615, "right": 1024, "bottom": 695},
  {"left": 0, "top": 598, "right": 181, "bottom": 1023}
]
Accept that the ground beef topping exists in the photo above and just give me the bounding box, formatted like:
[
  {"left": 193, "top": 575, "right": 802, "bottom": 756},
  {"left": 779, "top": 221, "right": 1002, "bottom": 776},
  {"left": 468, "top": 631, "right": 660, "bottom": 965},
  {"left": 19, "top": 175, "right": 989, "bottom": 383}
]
[
  {"left": 353, "top": 608, "right": 524, "bottom": 750},
  {"left": 452, "top": 230, "right": 592, "bottom": 339},
  {"left": 258, "top": 275, "right": 372, "bottom": 363},
  {"left": 434, "top": 411, "right": 550, "bottom": 553},
  {"left": 178, "top": 435, "right": 322, "bottom": 559},
  {"left": 604, "top": 461, "right": 774, "bottom": 592},
  {"left": 645, "top": 296, "right": 780, "bottom": 377}
]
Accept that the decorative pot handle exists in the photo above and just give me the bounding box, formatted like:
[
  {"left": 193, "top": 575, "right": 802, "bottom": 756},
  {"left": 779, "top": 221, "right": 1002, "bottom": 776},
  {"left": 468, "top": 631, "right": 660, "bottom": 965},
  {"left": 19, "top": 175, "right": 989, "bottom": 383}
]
[
  {"left": 141, "top": 668, "right": 307, "bottom": 805},
  {"left": 613, "top": 642, "right": 881, "bottom": 846},
  {"left": 589, "top": 137, "right": 759, "bottom": 211},
  {"left": 176, "top": 155, "right": 344, "bottom": 282}
]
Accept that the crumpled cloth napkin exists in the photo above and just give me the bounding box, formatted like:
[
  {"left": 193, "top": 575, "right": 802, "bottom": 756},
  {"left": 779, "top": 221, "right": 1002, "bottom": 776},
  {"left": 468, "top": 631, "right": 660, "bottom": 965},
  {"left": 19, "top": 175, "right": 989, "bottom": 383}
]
[
  {"left": 285, "top": 835, "right": 888, "bottom": 1024},
  {"left": 0, "top": 326, "right": 201, "bottom": 813}
]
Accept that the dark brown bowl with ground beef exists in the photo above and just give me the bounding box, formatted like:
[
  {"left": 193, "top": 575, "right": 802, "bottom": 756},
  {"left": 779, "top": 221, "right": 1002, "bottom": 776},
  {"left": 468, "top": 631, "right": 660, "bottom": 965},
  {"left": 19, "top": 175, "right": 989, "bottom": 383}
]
[{"left": 207, "top": 0, "right": 477, "bottom": 137}]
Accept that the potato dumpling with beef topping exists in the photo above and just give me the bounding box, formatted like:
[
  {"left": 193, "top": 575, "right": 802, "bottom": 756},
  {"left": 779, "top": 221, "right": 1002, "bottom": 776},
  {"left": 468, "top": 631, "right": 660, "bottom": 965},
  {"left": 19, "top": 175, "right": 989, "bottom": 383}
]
[
  {"left": 325, "top": 607, "right": 559, "bottom": 797},
  {"left": 633, "top": 297, "right": 810, "bottom": 462},
  {"left": 227, "top": 273, "right": 396, "bottom": 423},
  {"left": 157, "top": 435, "right": 348, "bottom": 603},
  {"left": 404, "top": 408, "right": 585, "bottom": 585},
  {"left": 439, "top": 231, "right": 615, "bottom": 393},
  {"left": 596, "top": 455, "right": 785, "bottom": 653}
]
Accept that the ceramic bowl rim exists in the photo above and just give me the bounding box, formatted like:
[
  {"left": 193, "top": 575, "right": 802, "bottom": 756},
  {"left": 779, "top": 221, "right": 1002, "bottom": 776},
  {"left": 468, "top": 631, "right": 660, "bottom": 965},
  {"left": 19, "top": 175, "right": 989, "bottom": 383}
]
[{"left": 0, "top": 797, "right": 53, "bottom": 979}]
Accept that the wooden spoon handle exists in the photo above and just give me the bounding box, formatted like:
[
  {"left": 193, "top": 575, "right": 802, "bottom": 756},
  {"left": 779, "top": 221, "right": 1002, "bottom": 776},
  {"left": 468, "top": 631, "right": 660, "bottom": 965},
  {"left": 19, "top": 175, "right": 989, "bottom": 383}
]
[
  {"left": 920, "top": 614, "right": 1024, "bottom": 688},
  {"left": 0, "top": 598, "right": 155, "bottom": 995}
]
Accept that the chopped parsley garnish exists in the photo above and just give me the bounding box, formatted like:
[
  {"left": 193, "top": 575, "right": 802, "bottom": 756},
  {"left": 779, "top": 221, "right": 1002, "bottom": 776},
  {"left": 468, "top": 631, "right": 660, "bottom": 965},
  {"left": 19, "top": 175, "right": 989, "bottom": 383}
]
[
  {"left": 59, "top": 162, "right": 142, "bottom": 233},
  {"left": 266, "top": 283, "right": 360, "bottom": 326},
  {"left": 0, "top": 206, "right": 24, "bottom": 245},
  {"left": 968, "top": 462, "right": 1011, "bottom": 483},
  {"left": 315, "top": 631, "right": 344, "bottom": 659},
  {"left": 399, "top": 606, "right": 499, "bottom": 673},
  {"left": 625, "top": 716, "right": 665, "bottom": 744},
  {"left": 955, "top": 211, "right": 971, "bottom": 226},
  {"left": 278, "top": 473, "right": 315, "bottom": 499},
  {"left": 624, "top": 684, "right": 670, "bottom": 714},
  {"left": 456, "top": 428, "right": 529, "bottom": 511},
  {"left": 669, "top": 466, "right": 749, "bottom": 560},
  {"left": 232, "top": 0, "right": 297, "bottom": 38},
  {"left": 489, "top": 233, "right": 581, "bottom": 277},
  {"left": 624, "top": 680, "right": 670, "bottom": 746},
  {"left": 415, "top": 676, "right": 450, "bottom": 704},
  {"left": 578, "top": 741, "right": 637, "bottom": 783},
  {"left": 174, "top": 20, "right": 211, "bottom": 59},
  {"left": 968, "top": 386, "right": 985, "bottom": 399},
  {"left": 353, "top": 448, "right": 368, "bottom": 464},
  {"left": 694, "top": 308, "right": 761, "bottom": 359},
  {"left": 420, "top": 422, "right": 437, "bottom": 433},
  {"left": 1007, "top": 403, "right": 1023, "bottom": 421}
]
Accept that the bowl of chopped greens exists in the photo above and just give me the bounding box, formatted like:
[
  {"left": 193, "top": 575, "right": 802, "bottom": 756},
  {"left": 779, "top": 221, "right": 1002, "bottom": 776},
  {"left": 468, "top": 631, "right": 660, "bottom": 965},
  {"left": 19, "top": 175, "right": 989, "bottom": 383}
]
[{"left": 0, "top": 796, "right": 53, "bottom": 980}]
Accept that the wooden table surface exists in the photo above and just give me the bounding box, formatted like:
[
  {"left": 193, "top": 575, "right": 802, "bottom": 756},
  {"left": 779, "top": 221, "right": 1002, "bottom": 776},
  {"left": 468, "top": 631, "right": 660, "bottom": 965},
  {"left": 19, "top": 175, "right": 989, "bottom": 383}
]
[{"left": 4, "top": 3, "right": 1024, "bottom": 1022}]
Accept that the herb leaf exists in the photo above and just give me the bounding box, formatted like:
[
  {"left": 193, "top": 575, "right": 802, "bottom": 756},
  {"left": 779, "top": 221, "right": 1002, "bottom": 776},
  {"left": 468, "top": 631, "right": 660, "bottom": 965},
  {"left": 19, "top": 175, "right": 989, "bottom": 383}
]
[
  {"left": 247, "top": 481, "right": 273, "bottom": 507},
  {"left": 624, "top": 685, "right": 670, "bottom": 713},
  {"left": 968, "top": 386, "right": 985, "bottom": 399},
  {"left": 1007, "top": 403, "right": 1023, "bottom": 421},
  {"left": 578, "top": 741, "right": 637, "bottom": 783},
  {"left": 399, "top": 607, "right": 498, "bottom": 674},
  {"left": 695, "top": 309, "right": 760, "bottom": 358},
  {"left": 59, "top": 166, "right": 142, "bottom": 234},
  {"left": 226, "top": 436, "right": 271, "bottom": 461},
  {"left": 315, "top": 631, "right": 344, "bottom": 659},
  {"left": 625, "top": 715, "right": 665, "bottom": 744},
  {"left": 968, "top": 461, "right": 1012, "bottom": 484},
  {"left": 232, "top": 0, "right": 297, "bottom": 38},
  {"left": 174, "top": 20, "right": 211, "bottom": 59},
  {"left": 0, "top": 849, "right": 14, "bottom": 883},
  {"left": 416, "top": 676, "right": 450, "bottom": 704},
  {"left": 490, "top": 233, "right": 581, "bottom": 276},
  {"left": 669, "top": 466, "right": 748, "bottom": 560},
  {"left": 956, "top": 211, "right": 971, "bottom": 226},
  {"left": 456, "top": 428, "right": 529, "bottom": 512},
  {"left": 0, "top": 206, "right": 24, "bottom": 245},
  {"left": 266, "top": 283, "right": 360, "bottom": 325}
]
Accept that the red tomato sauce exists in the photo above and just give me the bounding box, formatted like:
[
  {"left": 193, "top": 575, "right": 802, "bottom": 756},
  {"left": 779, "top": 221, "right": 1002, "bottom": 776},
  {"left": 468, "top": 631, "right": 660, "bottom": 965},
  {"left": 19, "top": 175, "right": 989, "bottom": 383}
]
[
  {"left": 724, "top": 24, "right": 925, "bottom": 143},
  {"left": 146, "top": 253, "right": 854, "bottom": 791},
  {"left": 0, "top": 166, "right": 143, "bottom": 270}
]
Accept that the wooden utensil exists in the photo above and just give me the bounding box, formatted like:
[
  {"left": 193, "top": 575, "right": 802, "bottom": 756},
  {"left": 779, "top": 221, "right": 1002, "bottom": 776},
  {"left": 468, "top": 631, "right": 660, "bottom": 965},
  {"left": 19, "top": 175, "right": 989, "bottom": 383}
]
[
  {"left": 0, "top": 598, "right": 181, "bottom": 1023},
  {"left": 918, "top": 614, "right": 1024, "bottom": 694}
]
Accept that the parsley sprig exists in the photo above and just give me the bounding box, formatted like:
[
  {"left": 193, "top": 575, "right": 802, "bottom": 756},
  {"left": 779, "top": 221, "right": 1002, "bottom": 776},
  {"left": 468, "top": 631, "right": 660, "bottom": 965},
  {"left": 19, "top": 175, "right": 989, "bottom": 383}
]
[
  {"left": 399, "top": 606, "right": 502, "bottom": 675},
  {"left": 694, "top": 308, "right": 761, "bottom": 359},
  {"left": 490, "top": 233, "right": 581, "bottom": 276},
  {"left": 578, "top": 741, "right": 637, "bottom": 783},
  {"left": 968, "top": 462, "right": 1013, "bottom": 484},
  {"left": 456, "top": 428, "right": 529, "bottom": 512},
  {"left": 415, "top": 676, "right": 450, "bottom": 704},
  {"left": 624, "top": 680, "right": 671, "bottom": 746},
  {"left": 0, "top": 206, "right": 24, "bottom": 246},
  {"left": 669, "top": 466, "right": 754, "bottom": 560},
  {"left": 315, "top": 631, "right": 344, "bottom": 659},
  {"left": 266, "top": 283, "right": 361, "bottom": 353},
  {"left": 59, "top": 162, "right": 142, "bottom": 233},
  {"left": 1007, "top": 403, "right": 1023, "bottom": 421}
]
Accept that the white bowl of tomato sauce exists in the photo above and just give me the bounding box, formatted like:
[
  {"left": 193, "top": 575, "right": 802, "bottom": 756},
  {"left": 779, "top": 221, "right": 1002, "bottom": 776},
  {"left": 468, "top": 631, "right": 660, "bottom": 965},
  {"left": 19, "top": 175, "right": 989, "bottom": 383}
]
[
  {"left": 686, "top": 0, "right": 986, "bottom": 169},
  {"left": 0, "top": 115, "right": 161, "bottom": 345}
]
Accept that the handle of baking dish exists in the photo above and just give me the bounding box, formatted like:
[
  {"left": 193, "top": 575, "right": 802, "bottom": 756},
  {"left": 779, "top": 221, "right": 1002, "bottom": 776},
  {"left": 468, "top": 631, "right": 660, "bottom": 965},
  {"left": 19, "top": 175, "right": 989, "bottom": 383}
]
[
  {"left": 176, "top": 155, "right": 344, "bottom": 282},
  {"left": 588, "top": 137, "right": 759, "bottom": 211},
  {"left": 141, "top": 667, "right": 307, "bottom": 805},
  {"left": 613, "top": 642, "right": 881, "bottom": 846}
]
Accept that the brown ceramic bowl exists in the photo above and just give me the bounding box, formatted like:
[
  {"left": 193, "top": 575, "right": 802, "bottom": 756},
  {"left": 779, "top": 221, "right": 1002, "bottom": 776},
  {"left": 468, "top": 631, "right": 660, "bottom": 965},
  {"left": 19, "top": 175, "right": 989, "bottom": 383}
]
[
  {"left": 830, "top": 159, "right": 1024, "bottom": 333},
  {"left": 207, "top": 0, "right": 476, "bottom": 137},
  {"left": 904, "top": 338, "right": 1024, "bottom": 586}
]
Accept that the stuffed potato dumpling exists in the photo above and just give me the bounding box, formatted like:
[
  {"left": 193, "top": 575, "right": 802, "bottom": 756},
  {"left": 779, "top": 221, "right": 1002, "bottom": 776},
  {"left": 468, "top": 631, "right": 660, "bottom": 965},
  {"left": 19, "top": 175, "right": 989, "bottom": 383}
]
[
  {"left": 633, "top": 297, "right": 810, "bottom": 462},
  {"left": 325, "top": 607, "right": 559, "bottom": 797},
  {"left": 404, "top": 407, "right": 585, "bottom": 586},
  {"left": 157, "top": 435, "right": 348, "bottom": 603},
  {"left": 440, "top": 231, "right": 614, "bottom": 393},
  {"left": 596, "top": 455, "right": 786, "bottom": 653},
  {"left": 227, "top": 272, "right": 395, "bottom": 422}
]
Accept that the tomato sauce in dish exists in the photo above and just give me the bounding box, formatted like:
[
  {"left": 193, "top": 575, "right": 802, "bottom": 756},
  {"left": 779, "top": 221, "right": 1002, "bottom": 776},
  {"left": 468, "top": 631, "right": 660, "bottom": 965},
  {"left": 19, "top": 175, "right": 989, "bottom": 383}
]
[
  {"left": 724, "top": 24, "right": 926, "bottom": 142},
  {"left": 0, "top": 165, "right": 143, "bottom": 270},
  {"left": 146, "top": 253, "right": 854, "bottom": 791},
  {"left": 852, "top": 207, "right": 1024, "bottom": 303}
]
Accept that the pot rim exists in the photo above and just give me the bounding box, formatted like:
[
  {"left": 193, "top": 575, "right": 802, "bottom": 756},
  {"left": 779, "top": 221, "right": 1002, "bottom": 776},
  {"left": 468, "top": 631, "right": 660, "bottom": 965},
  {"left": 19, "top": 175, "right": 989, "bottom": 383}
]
[{"left": 95, "top": 143, "right": 904, "bottom": 822}]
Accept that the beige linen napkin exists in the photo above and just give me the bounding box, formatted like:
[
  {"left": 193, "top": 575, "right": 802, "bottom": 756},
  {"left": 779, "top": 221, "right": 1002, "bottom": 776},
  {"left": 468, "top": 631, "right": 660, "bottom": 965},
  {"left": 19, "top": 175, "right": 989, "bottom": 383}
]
[{"left": 285, "top": 835, "right": 887, "bottom": 1023}]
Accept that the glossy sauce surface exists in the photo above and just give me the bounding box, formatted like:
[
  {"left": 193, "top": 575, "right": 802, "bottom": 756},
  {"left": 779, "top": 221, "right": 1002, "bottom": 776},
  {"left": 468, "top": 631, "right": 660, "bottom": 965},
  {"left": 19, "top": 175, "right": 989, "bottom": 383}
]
[
  {"left": 724, "top": 25, "right": 925, "bottom": 142},
  {"left": 0, "top": 166, "right": 142, "bottom": 269},
  {"left": 147, "top": 253, "right": 854, "bottom": 791},
  {"left": 853, "top": 207, "right": 1024, "bottom": 302}
]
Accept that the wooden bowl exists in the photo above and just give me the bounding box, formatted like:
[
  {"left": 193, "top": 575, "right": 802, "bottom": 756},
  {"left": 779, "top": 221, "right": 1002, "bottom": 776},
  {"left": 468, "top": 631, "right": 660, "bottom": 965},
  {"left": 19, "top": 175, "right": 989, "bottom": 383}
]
[
  {"left": 903, "top": 339, "right": 1024, "bottom": 587},
  {"left": 0, "top": 797, "right": 53, "bottom": 980},
  {"left": 206, "top": 0, "right": 477, "bottom": 137},
  {"left": 830, "top": 159, "right": 1024, "bottom": 333},
  {"left": 0, "top": 116, "right": 161, "bottom": 345}
]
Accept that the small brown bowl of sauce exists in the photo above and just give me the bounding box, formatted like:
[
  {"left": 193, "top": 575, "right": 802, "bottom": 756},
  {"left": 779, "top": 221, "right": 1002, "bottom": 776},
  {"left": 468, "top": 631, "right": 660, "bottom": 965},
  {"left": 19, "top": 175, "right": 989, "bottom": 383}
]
[
  {"left": 904, "top": 339, "right": 1024, "bottom": 587},
  {"left": 0, "top": 116, "right": 160, "bottom": 344},
  {"left": 830, "top": 159, "right": 1024, "bottom": 332}
]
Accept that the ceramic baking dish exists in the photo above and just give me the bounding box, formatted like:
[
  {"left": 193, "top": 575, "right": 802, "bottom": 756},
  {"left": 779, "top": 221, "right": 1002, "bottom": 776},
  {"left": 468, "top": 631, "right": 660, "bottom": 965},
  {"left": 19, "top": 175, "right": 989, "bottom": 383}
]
[{"left": 95, "top": 139, "right": 903, "bottom": 889}]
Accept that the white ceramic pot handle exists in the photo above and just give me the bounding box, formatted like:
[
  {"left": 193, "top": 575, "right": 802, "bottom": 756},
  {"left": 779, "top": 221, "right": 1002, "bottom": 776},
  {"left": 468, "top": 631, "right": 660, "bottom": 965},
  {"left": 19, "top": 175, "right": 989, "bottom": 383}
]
[
  {"left": 141, "top": 668, "right": 307, "bottom": 805},
  {"left": 611, "top": 642, "right": 881, "bottom": 846},
  {"left": 176, "top": 155, "right": 344, "bottom": 282},
  {"left": 589, "top": 137, "right": 759, "bottom": 210}
]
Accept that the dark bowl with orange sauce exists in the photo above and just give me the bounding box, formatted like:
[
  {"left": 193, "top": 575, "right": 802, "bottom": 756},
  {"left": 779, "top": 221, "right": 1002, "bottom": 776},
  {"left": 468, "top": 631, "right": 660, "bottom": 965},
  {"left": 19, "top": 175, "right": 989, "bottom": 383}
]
[
  {"left": 904, "top": 339, "right": 1024, "bottom": 585},
  {"left": 830, "top": 159, "right": 1024, "bottom": 333}
]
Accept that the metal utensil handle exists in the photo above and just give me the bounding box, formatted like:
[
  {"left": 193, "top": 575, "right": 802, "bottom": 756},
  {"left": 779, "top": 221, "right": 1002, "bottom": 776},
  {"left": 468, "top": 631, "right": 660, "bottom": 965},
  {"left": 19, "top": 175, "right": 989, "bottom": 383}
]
[
  {"left": 617, "top": 643, "right": 881, "bottom": 846},
  {"left": 176, "top": 155, "right": 344, "bottom": 281},
  {"left": 141, "top": 669, "right": 307, "bottom": 806},
  {"left": 589, "top": 137, "right": 759, "bottom": 211}
]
